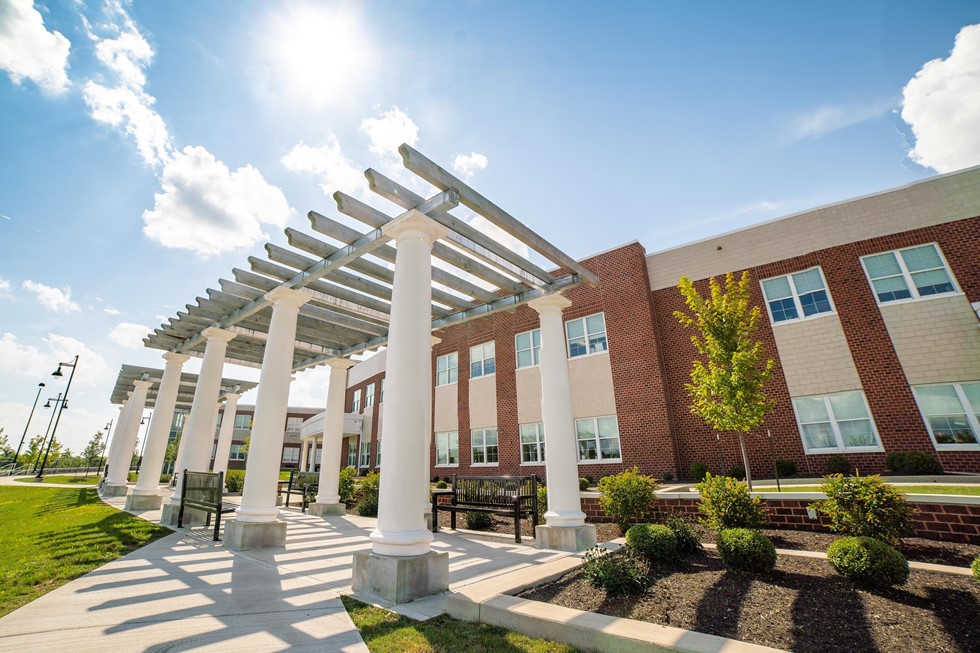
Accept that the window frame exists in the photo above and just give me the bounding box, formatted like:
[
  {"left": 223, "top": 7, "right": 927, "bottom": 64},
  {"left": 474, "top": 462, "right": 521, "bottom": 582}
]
[
  {"left": 233, "top": 414, "right": 252, "bottom": 430},
  {"left": 358, "top": 440, "right": 371, "bottom": 468},
  {"left": 469, "top": 341, "right": 496, "bottom": 379},
  {"left": 860, "top": 243, "right": 959, "bottom": 306},
  {"left": 574, "top": 415, "right": 623, "bottom": 463},
  {"left": 365, "top": 383, "right": 375, "bottom": 408},
  {"left": 791, "top": 390, "right": 884, "bottom": 454},
  {"left": 346, "top": 441, "right": 357, "bottom": 467},
  {"left": 519, "top": 422, "right": 545, "bottom": 465},
  {"left": 352, "top": 388, "right": 362, "bottom": 413},
  {"left": 515, "top": 328, "right": 541, "bottom": 369},
  {"left": 229, "top": 443, "right": 247, "bottom": 460},
  {"left": 285, "top": 416, "right": 304, "bottom": 432},
  {"left": 281, "top": 447, "right": 299, "bottom": 464},
  {"left": 436, "top": 352, "right": 458, "bottom": 387},
  {"left": 565, "top": 312, "right": 609, "bottom": 359},
  {"left": 911, "top": 382, "right": 980, "bottom": 451},
  {"left": 470, "top": 427, "right": 499, "bottom": 466},
  {"left": 760, "top": 266, "right": 836, "bottom": 325},
  {"left": 376, "top": 439, "right": 382, "bottom": 467},
  {"left": 435, "top": 431, "right": 459, "bottom": 467},
  {"left": 380, "top": 378, "right": 386, "bottom": 403}
]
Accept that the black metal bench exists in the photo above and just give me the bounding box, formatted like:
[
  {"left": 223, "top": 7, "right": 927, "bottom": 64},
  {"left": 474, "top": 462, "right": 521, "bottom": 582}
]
[
  {"left": 431, "top": 474, "right": 538, "bottom": 543},
  {"left": 284, "top": 470, "right": 319, "bottom": 513},
  {"left": 178, "top": 469, "right": 237, "bottom": 541}
]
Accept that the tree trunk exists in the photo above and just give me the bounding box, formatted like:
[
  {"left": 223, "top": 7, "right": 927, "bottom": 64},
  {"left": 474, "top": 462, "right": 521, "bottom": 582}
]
[{"left": 738, "top": 432, "right": 753, "bottom": 492}]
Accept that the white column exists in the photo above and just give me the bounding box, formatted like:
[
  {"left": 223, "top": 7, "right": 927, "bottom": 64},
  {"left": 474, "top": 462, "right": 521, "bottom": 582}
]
[
  {"left": 315, "top": 359, "right": 355, "bottom": 504},
  {"left": 423, "top": 336, "right": 440, "bottom": 514},
  {"left": 529, "top": 293, "right": 586, "bottom": 527},
  {"left": 299, "top": 439, "right": 309, "bottom": 471},
  {"left": 168, "top": 327, "right": 236, "bottom": 505},
  {"left": 212, "top": 393, "right": 241, "bottom": 478},
  {"left": 371, "top": 213, "right": 447, "bottom": 557},
  {"left": 236, "top": 287, "right": 310, "bottom": 523},
  {"left": 308, "top": 437, "right": 318, "bottom": 472},
  {"left": 133, "top": 353, "right": 189, "bottom": 495},
  {"left": 104, "top": 398, "right": 132, "bottom": 480},
  {"left": 106, "top": 380, "right": 152, "bottom": 488}
]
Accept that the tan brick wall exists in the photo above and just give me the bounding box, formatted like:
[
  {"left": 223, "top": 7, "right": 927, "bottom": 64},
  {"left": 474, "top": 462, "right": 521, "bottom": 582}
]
[
  {"left": 468, "top": 376, "right": 497, "bottom": 428},
  {"left": 568, "top": 353, "right": 618, "bottom": 418},
  {"left": 881, "top": 295, "right": 980, "bottom": 384},
  {"left": 515, "top": 367, "right": 542, "bottom": 424},
  {"left": 433, "top": 383, "right": 457, "bottom": 433},
  {"left": 771, "top": 314, "right": 863, "bottom": 396}
]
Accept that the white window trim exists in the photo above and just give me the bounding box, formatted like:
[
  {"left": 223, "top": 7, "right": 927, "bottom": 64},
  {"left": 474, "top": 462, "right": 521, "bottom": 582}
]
[
  {"left": 575, "top": 415, "right": 623, "bottom": 464},
  {"left": 469, "top": 341, "right": 496, "bottom": 379},
  {"left": 519, "top": 422, "right": 545, "bottom": 465},
  {"left": 352, "top": 388, "right": 362, "bottom": 413},
  {"left": 358, "top": 440, "right": 371, "bottom": 468},
  {"left": 470, "top": 427, "right": 500, "bottom": 467},
  {"left": 911, "top": 383, "right": 980, "bottom": 452},
  {"left": 436, "top": 352, "right": 458, "bottom": 387},
  {"left": 565, "top": 313, "right": 609, "bottom": 360},
  {"left": 365, "top": 383, "right": 375, "bottom": 408},
  {"left": 760, "top": 267, "right": 836, "bottom": 326},
  {"left": 791, "top": 391, "right": 884, "bottom": 454},
  {"left": 515, "top": 329, "right": 541, "bottom": 370},
  {"left": 380, "top": 378, "right": 386, "bottom": 403},
  {"left": 434, "top": 431, "right": 460, "bottom": 467},
  {"left": 860, "top": 242, "right": 960, "bottom": 307}
]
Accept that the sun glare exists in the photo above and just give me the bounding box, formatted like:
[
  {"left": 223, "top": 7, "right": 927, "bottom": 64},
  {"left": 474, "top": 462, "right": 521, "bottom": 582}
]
[{"left": 264, "top": 4, "right": 377, "bottom": 109}]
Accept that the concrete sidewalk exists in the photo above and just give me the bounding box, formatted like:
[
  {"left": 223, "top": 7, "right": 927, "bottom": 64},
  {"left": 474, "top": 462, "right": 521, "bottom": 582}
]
[{"left": 0, "top": 482, "right": 574, "bottom": 652}]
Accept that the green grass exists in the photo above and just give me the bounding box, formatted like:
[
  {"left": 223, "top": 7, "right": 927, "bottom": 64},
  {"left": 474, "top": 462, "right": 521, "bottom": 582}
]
[
  {"left": 14, "top": 475, "right": 99, "bottom": 485},
  {"left": 279, "top": 470, "right": 291, "bottom": 481},
  {"left": 0, "top": 486, "right": 172, "bottom": 617},
  {"left": 755, "top": 484, "right": 980, "bottom": 496},
  {"left": 341, "top": 596, "right": 578, "bottom": 653}
]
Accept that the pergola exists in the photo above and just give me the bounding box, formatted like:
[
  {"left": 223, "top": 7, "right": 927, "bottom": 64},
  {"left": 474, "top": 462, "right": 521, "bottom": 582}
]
[
  {"left": 111, "top": 145, "right": 599, "bottom": 603},
  {"left": 109, "top": 364, "right": 257, "bottom": 408}
]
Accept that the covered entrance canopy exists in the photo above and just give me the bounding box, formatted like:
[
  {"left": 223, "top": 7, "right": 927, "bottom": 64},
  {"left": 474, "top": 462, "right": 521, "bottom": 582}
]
[{"left": 110, "top": 364, "right": 257, "bottom": 408}]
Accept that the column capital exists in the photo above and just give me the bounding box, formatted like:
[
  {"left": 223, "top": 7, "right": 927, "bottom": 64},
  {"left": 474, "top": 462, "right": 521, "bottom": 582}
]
[
  {"left": 326, "top": 357, "right": 357, "bottom": 371},
  {"left": 382, "top": 212, "right": 448, "bottom": 245},
  {"left": 528, "top": 293, "right": 572, "bottom": 314},
  {"left": 163, "top": 351, "right": 191, "bottom": 365},
  {"left": 431, "top": 335, "right": 442, "bottom": 346},
  {"left": 201, "top": 326, "right": 237, "bottom": 343},
  {"left": 222, "top": 392, "right": 242, "bottom": 403},
  {"left": 133, "top": 379, "right": 153, "bottom": 390},
  {"left": 265, "top": 286, "right": 312, "bottom": 308}
]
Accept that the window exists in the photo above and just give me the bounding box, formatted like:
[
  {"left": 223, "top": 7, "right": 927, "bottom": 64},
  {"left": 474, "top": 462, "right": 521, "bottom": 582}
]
[
  {"left": 792, "top": 391, "right": 881, "bottom": 453},
  {"left": 470, "top": 342, "right": 496, "bottom": 378},
  {"left": 520, "top": 423, "right": 545, "bottom": 464},
  {"left": 566, "top": 313, "right": 608, "bottom": 358},
  {"left": 912, "top": 383, "right": 980, "bottom": 448},
  {"left": 435, "top": 431, "right": 459, "bottom": 466},
  {"left": 861, "top": 244, "right": 957, "bottom": 304},
  {"left": 761, "top": 268, "right": 833, "bottom": 323},
  {"left": 347, "top": 441, "right": 357, "bottom": 467},
  {"left": 359, "top": 441, "right": 371, "bottom": 467},
  {"left": 352, "top": 389, "right": 362, "bottom": 413},
  {"left": 436, "top": 352, "right": 458, "bottom": 386},
  {"left": 471, "top": 428, "right": 499, "bottom": 465},
  {"left": 234, "top": 414, "right": 252, "bottom": 430},
  {"left": 380, "top": 378, "right": 386, "bottom": 403},
  {"left": 215, "top": 413, "right": 222, "bottom": 429},
  {"left": 376, "top": 440, "right": 382, "bottom": 467},
  {"left": 285, "top": 416, "right": 303, "bottom": 432},
  {"left": 229, "top": 444, "right": 247, "bottom": 460},
  {"left": 515, "top": 329, "right": 541, "bottom": 368},
  {"left": 282, "top": 447, "right": 299, "bottom": 463},
  {"left": 575, "top": 416, "right": 622, "bottom": 462},
  {"left": 365, "top": 383, "right": 375, "bottom": 408}
]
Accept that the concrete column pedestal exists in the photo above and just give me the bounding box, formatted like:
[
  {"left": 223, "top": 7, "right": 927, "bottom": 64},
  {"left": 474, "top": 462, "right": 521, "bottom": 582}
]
[
  {"left": 224, "top": 520, "right": 287, "bottom": 550},
  {"left": 535, "top": 524, "right": 597, "bottom": 551},
  {"left": 102, "top": 484, "right": 129, "bottom": 498},
  {"left": 309, "top": 502, "right": 346, "bottom": 517},
  {"left": 125, "top": 491, "right": 163, "bottom": 511},
  {"left": 352, "top": 551, "right": 449, "bottom": 604}
]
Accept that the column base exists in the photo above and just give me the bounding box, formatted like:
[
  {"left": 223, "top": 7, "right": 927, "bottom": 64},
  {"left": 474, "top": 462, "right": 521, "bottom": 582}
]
[
  {"left": 352, "top": 550, "right": 449, "bottom": 604},
  {"left": 224, "top": 519, "right": 287, "bottom": 551},
  {"left": 424, "top": 509, "right": 433, "bottom": 532},
  {"left": 309, "top": 502, "right": 346, "bottom": 517},
  {"left": 101, "top": 483, "right": 129, "bottom": 498},
  {"left": 534, "top": 524, "right": 597, "bottom": 552},
  {"left": 160, "top": 502, "right": 208, "bottom": 527},
  {"left": 124, "top": 492, "right": 162, "bottom": 511}
]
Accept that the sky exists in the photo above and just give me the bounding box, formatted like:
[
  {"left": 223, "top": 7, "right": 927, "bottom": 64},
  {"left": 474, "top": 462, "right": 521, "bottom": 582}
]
[{"left": 1, "top": 0, "right": 979, "bottom": 454}]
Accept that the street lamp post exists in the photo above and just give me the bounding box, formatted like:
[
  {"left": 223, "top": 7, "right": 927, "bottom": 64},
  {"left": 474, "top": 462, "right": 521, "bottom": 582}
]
[
  {"left": 97, "top": 420, "right": 113, "bottom": 480},
  {"left": 33, "top": 392, "right": 62, "bottom": 473},
  {"left": 136, "top": 412, "right": 152, "bottom": 472},
  {"left": 12, "top": 382, "right": 45, "bottom": 468},
  {"left": 36, "top": 356, "right": 79, "bottom": 480}
]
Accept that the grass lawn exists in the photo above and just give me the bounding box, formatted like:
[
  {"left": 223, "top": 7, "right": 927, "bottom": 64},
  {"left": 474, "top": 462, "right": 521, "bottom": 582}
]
[
  {"left": 14, "top": 474, "right": 99, "bottom": 485},
  {"left": 341, "top": 596, "right": 578, "bottom": 653},
  {"left": 0, "top": 486, "right": 171, "bottom": 618},
  {"left": 754, "top": 484, "right": 980, "bottom": 496}
]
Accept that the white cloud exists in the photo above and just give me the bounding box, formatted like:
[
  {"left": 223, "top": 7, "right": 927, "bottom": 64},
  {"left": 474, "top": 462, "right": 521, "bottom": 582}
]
[
  {"left": 0, "top": 277, "right": 10, "bottom": 293},
  {"left": 142, "top": 145, "right": 293, "bottom": 256},
  {"left": 287, "top": 366, "right": 330, "bottom": 408},
  {"left": 0, "top": 332, "right": 108, "bottom": 386},
  {"left": 82, "top": 80, "right": 172, "bottom": 167},
  {"left": 22, "top": 280, "right": 80, "bottom": 313},
  {"left": 281, "top": 137, "right": 368, "bottom": 198},
  {"left": 902, "top": 23, "right": 980, "bottom": 173},
  {"left": 791, "top": 99, "right": 894, "bottom": 139},
  {"left": 453, "top": 152, "right": 488, "bottom": 180},
  {"left": 360, "top": 107, "right": 419, "bottom": 159},
  {"left": 0, "top": 0, "right": 71, "bottom": 94},
  {"left": 108, "top": 322, "right": 150, "bottom": 348},
  {"left": 103, "top": 306, "right": 121, "bottom": 315}
]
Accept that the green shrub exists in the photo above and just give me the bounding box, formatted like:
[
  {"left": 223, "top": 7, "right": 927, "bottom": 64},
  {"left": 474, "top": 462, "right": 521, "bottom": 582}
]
[
  {"left": 442, "top": 476, "right": 451, "bottom": 484},
  {"left": 598, "top": 467, "right": 659, "bottom": 533},
  {"left": 536, "top": 485, "right": 548, "bottom": 524},
  {"left": 435, "top": 480, "right": 448, "bottom": 489},
  {"left": 355, "top": 471, "right": 380, "bottom": 517},
  {"left": 662, "top": 514, "right": 704, "bottom": 555},
  {"left": 812, "top": 474, "right": 914, "bottom": 546},
  {"left": 662, "top": 471, "right": 674, "bottom": 482},
  {"left": 582, "top": 546, "right": 650, "bottom": 596},
  {"left": 827, "top": 536, "right": 909, "bottom": 588},
  {"left": 695, "top": 473, "right": 767, "bottom": 531},
  {"left": 825, "top": 454, "right": 851, "bottom": 475},
  {"left": 579, "top": 477, "right": 590, "bottom": 491},
  {"left": 339, "top": 466, "right": 358, "bottom": 504},
  {"left": 729, "top": 464, "right": 746, "bottom": 481},
  {"left": 159, "top": 474, "right": 172, "bottom": 484},
  {"left": 626, "top": 523, "right": 678, "bottom": 564},
  {"left": 464, "top": 511, "right": 493, "bottom": 530},
  {"left": 127, "top": 472, "right": 138, "bottom": 482},
  {"left": 972, "top": 555, "right": 980, "bottom": 582},
  {"left": 691, "top": 462, "right": 708, "bottom": 482},
  {"left": 585, "top": 476, "right": 594, "bottom": 484},
  {"left": 717, "top": 528, "right": 776, "bottom": 573},
  {"left": 885, "top": 451, "right": 943, "bottom": 475},
  {"left": 775, "top": 459, "right": 797, "bottom": 477},
  {"left": 225, "top": 470, "right": 245, "bottom": 493}
]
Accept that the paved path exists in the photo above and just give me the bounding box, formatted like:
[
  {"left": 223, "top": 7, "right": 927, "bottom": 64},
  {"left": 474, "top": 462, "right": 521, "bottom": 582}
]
[{"left": 0, "top": 480, "right": 575, "bottom": 652}]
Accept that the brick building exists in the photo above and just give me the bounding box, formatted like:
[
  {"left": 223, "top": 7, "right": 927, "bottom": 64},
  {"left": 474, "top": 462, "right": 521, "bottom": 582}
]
[{"left": 329, "top": 165, "right": 980, "bottom": 480}]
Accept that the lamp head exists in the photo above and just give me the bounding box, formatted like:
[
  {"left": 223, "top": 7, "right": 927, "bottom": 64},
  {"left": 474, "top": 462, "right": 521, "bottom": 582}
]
[
  {"left": 62, "top": 401, "right": 68, "bottom": 410},
  {"left": 51, "top": 366, "right": 63, "bottom": 378},
  {"left": 38, "top": 382, "right": 45, "bottom": 388},
  {"left": 44, "top": 400, "right": 52, "bottom": 408}
]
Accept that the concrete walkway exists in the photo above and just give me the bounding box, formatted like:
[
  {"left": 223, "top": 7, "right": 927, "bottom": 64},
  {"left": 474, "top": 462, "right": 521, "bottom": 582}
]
[{"left": 0, "top": 480, "right": 576, "bottom": 652}]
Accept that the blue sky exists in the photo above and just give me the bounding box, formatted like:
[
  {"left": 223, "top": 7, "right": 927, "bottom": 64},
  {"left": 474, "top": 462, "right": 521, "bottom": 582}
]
[{"left": 1, "top": 0, "right": 979, "bottom": 453}]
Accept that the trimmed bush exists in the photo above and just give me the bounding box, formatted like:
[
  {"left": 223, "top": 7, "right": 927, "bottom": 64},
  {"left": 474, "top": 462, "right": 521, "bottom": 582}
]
[
  {"left": 582, "top": 546, "right": 650, "bottom": 596},
  {"left": 355, "top": 471, "right": 380, "bottom": 517},
  {"left": 127, "top": 472, "right": 138, "bottom": 482},
  {"left": 225, "top": 470, "right": 245, "bottom": 492},
  {"left": 626, "top": 523, "right": 678, "bottom": 564},
  {"left": 598, "top": 467, "right": 659, "bottom": 533},
  {"left": 774, "top": 459, "right": 797, "bottom": 478},
  {"left": 432, "top": 475, "right": 440, "bottom": 483},
  {"left": 885, "top": 451, "right": 943, "bottom": 475},
  {"left": 662, "top": 514, "right": 704, "bottom": 555},
  {"left": 434, "top": 480, "right": 448, "bottom": 489},
  {"left": 691, "top": 462, "right": 708, "bottom": 482},
  {"left": 696, "top": 473, "right": 767, "bottom": 531},
  {"left": 827, "top": 536, "right": 909, "bottom": 588},
  {"left": 536, "top": 485, "right": 548, "bottom": 524},
  {"left": 442, "top": 476, "right": 451, "bottom": 484},
  {"left": 972, "top": 555, "right": 980, "bottom": 582},
  {"left": 729, "top": 464, "right": 746, "bottom": 481},
  {"left": 717, "top": 528, "right": 776, "bottom": 573},
  {"left": 159, "top": 474, "right": 172, "bottom": 484},
  {"left": 813, "top": 474, "right": 914, "bottom": 546},
  {"left": 825, "top": 454, "right": 851, "bottom": 475},
  {"left": 464, "top": 511, "right": 493, "bottom": 530},
  {"left": 339, "top": 466, "right": 358, "bottom": 504},
  {"left": 579, "top": 477, "right": 590, "bottom": 491},
  {"left": 662, "top": 471, "right": 674, "bottom": 482}
]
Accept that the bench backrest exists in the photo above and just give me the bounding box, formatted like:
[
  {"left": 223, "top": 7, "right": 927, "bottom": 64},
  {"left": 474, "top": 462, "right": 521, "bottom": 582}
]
[
  {"left": 182, "top": 469, "right": 224, "bottom": 510},
  {"left": 452, "top": 475, "right": 537, "bottom": 507}
]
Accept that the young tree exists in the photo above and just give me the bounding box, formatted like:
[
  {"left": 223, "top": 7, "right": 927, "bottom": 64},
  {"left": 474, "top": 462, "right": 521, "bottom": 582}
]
[
  {"left": 24, "top": 434, "right": 45, "bottom": 469},
  {"left": 674, "top": 271, "right": 775, "bottom": 490},
  {"left": 82, "top": 431, "right": 104, "bottom": 462},
  {"left": 0, "top": 428, "right": 12, "bottom": 462}
]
